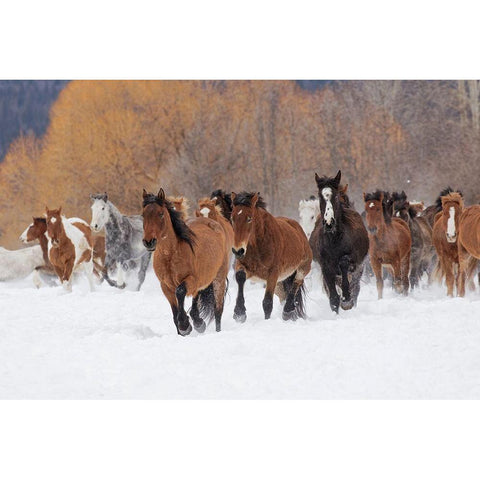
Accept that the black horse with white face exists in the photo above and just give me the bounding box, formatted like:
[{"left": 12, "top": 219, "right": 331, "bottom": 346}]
[{"left": 310, "top": 170, "right": 369, "bottom": 313}]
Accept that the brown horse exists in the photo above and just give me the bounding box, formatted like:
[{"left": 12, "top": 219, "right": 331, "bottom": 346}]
[
  {"left": 432, "top": 192, "right": 477, "bottom": 296},
  {"left": 364, "top": 191, "right": 411, "bottom": 298},
  {"left": 142, "top": 188, "right": 230, "bottom": 335},
  {"left": 21, "top": 216, "right": 106, "bottom": 282},
  {"left": 392, "top": 191, "right": 435, "bottom": 288},
  {"left": 167, "top": 195, "right": 190, "bottom": 221},
  {"left": 195, "top": 197, "right": 234, "bottom": 261},
  {"left": 457, "top": 203, "right": 480, "bottom": 297},
  {"left": 230, "top": 192, "right": 312, "bottom": 321},
  {"left": 422, "top": 187, "right": 460, "bottom": 228},
  {"left": 45, "top": 207, "right": 95, "bottom": 291}
]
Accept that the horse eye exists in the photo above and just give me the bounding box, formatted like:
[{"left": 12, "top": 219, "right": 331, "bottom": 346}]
[{"left": 247, "top": 216, "right": 252, "bottom": 223}]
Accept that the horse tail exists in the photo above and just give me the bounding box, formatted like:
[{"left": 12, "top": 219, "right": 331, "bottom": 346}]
[{"left": 198, "top": 283, "right": 216, "bottom": 324}]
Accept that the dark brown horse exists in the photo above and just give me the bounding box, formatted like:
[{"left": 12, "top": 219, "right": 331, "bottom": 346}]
[
  {"left": 142, "top": 188, "right": 230, "bottom": 335},
  {"left": 431, "top": 192, "right": 477, "bottom": 296},
  {"left": 230, "top": 192, "right": 312, "bottom": 321},
  {"left": 364, "top": 191, "right": 411, "bottom": 298},
  {"left": 45, "top": 207, "right": 95, "bottom": 291},
  {"left": 457, "top": 203, "right": 480, "bottom": 297},
  {"left": 310, "top": 172, "right": 369, "bottom": 312},
  {"left": 392, "top": 191, "right": 435, "bottom": 288}
]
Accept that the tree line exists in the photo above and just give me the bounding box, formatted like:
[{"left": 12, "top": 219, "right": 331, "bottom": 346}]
[{"left": 0, "top": 80, "right": 479, "bottom": 248}]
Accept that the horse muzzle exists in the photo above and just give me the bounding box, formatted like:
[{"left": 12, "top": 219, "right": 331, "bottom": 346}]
[
  {"left": 91, "top": 224, "right": 100, "bottom": 233},
  {"left": 143, "top": 238, "right": 157, "bottom": 251},
  {"left": 367, "top": 226, "right": 377, "bottom": 235},
  {"left": 446, "top": 233, "right": 457, "bottom": 243},
  {"left": 232, "top": 247, "right": 246, "bottom": 259},
  {"left": 51, "top": 238, "right": 60, "bottom": 248}
]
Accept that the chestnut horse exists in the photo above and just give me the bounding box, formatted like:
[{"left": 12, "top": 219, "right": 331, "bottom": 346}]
[
  {"left": 310, "top": 172, "right": 369, "bottom": 312},
  {"left": 45, "top": 207, "right": 95, "bottom": 291},
  {"left": 230, "top": 191, "right": 312, "bottom": 321},
  {"left": 195, "top": 197, "right": 234, "bottom": 262},
  {"left": 142, "top": 188, "right": 230, "bottom": 336},
  {"left": 392, "top": 191, "right": 435, "bottom": 288},
  {"left": 432, "top": 192, "right": 477, "bottom": 296},
  {"left": 364, "top": 191, "right": 411, "bottom": 298},
  {"left": 168, "top": 195, "right": 190, "bottom": 221},
  {"left": 457, "top": 203, "right": 480, "bottom": 297}
]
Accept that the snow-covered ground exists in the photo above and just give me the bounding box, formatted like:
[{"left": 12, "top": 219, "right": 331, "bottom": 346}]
[{"left": 1, "top": 267, "right": 479, "bottom": 399}]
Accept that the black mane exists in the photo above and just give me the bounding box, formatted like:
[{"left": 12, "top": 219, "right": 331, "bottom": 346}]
[
  {"left": 233, "top": 192, "right": 267, "bottom": 210},
  {"left": 211, "top": 189, "right": 233, "bottom": 220},
  {"left": 365, "top": 190, "right": 393, "bottom": 224},
  {"left": 90, "top": 193, "right": 108, "bottom": 202},
  {"left": 315, "top": 175, "right": 340, "bottom": 191},
  {"left": 143, "top": 193, "right": 196, "bottom": 250},
  {"left": 34, "top": 217, "right": 47, "bottom": 224}
]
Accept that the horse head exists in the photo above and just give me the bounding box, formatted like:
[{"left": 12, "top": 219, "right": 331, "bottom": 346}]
[
  {"left": 315, "top": 170, "right": 342, "bottom": 234},
  {"left": 45, "top": 207, "right": 63, "bottom": 248},
  {"left": 441, "top": 192, "right": 464, "bottom": 243},
  {"left": 20, "top": 217, "right": 47, "bottom": 243},
  {"left": 197, "top": 197, "right": 218, "bottom": 220},
  {"left": 364, "top": 191, "right": 386, "bottom": 235},
  {"left": 231, "top": 191, "right": 265, "bottom": 259},
  {"left": 90, "top": 193, "right": 109, "bottom": 232}
]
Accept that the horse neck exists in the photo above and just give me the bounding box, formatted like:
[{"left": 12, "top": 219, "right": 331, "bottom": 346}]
[
  {"left": 104, "top": 202, "right": 124, "bottom": 238},
  {"left": 252, "top": 208, "right": 270, "bottom": 245},
  {"left": 156, "top": 212, "right": 182, "bottom": 253}
]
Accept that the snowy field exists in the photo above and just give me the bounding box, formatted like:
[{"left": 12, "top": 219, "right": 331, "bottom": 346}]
[{"left": 1, "top": 266, "right": 480, "bottom": 399}]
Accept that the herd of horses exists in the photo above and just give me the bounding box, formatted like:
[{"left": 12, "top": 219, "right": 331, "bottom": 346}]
[{"left": 3, "top": 170, "right": 480, "bottom": 336}]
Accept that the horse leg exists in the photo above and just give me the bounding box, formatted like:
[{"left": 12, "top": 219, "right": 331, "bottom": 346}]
[
  {"left": 263, "top": 275, "right": 278, "bottom": 320},
  {"left": 339, "top": 255, "right": 355, "bottom": 310},
  {"left": 116, "top": 261, "right": 126, "bottom": 289},
  {"left": 321, "top": 262, "right": 341, "bottom": 313},
  {"left": 350, "top": 262, "right": 364, "bottom": 307},
  {"left": 190, "top": 294, "right": 206, "bottom": 333},
  {"left": 160, "top": 284, "right": 180, "bottom": 334},
  {"left": 443, "top": 257, "right": 455, "bottom": 297},
  {"left": 457, "top": 243, "right": 470, "bottom": 297},
  {"left": 233, "top": 267, "right": 247, "bottom": 323},
  {"left": 175, "top": 282, "right": 192, "bottom": 336},
  {"left": 370, "top": 257, "right": 383, "bottom": 300},
  {"left": 282, "top": 272, "right": 299, "bottom": 320},
  {"left": 400, "top": 254, "right": 410, "bottom": 296},
  {"left": 213, "top": 276, "right": 228, "bottom": 332},
  {"left": 136, "top": 252, "right": 151, "bottom": 291}
]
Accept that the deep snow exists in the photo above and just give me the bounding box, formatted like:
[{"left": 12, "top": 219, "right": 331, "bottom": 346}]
[{"left": 1, "top": 267, "right": 479, "bottom": 399}]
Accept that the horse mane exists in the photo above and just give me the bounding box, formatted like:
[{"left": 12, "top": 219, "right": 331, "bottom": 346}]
[
  {"left": 211, "top": 189, "right": 233, "bottom": 219},
  {"left": 233, "top": 192, "right": 267, "bottom": 210},
  {"left": 441, "top": 191, "right": 464, "bottom": 207},
  {"left": 435, "top": 187, "right": 463, "bottom": 210},
  {"left": 143, "top": 193, "right": 196, "bottom": 250},
  {"left": 90, "top": 193, "right": 108, "bottom": 202},
  {"left": 392, "top": 191, "right": 418, "bottom": 219},
  {"left": 34, "top": 217, "right": 47, "bottom": 224},
  {"left": 365, "top": 190, "right": 393, "bottom": 224},
  {"left": 315, "top": 175, "right": 340, "bottom": 191}
]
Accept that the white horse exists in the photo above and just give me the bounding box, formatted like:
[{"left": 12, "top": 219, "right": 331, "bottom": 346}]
[
  {"left": 0, "top": 245, "right": 45, "bottom": 286},
  {"left": 298, "top": 197, "right": 320, "bottom": 239},
  {"left": 90, "top": 193, "right": 151, "bottom": 290}
]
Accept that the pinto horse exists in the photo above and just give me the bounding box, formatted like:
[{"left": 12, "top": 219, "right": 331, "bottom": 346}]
[
  {"left": 230, "top": 191, "right": 312, "bottom": 321},
  {"left": 45, "top": 207, "right": 95, "bottom": 291},
  {"left": 309, "top": 172, "right": 369, "bottom": 313},
  {"left": 364, "top": 191, "right": 411, "bottom": 298},
  {"left": 142, "top": 188, "right": 230, "bottom": 336},
  {"left": 21, "top": 216, "right": 106, "bottom": 282},
  {"left": 392, "top": 191, "right": 435, "bottom": 288},
  {"left": 457, "top": 203, "right": 480, "bottom": 297}
]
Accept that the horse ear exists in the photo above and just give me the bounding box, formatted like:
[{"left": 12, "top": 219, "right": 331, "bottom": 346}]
[
  {"left": 231, "top": 192, "right": 236, "bottom": 203},
  {"left": 104, "top": 192, "right": 108, "bottom": 202},
  {"left": 251, "top": 192, "right": 259, "bottom": 208},
  {"left": 157, "top": 188, "right": 165, "bottom": 201},
  {"left": 59, "top": 206, "right": 62, "bottom": 215},
  {"left": 343, "top": 184, "right": 349, "bottom": 193},
  {"left": 142, "top": 189, "right": 148, "bottom": 199},
  {"left": 379, "top": 192, "right": 384, "bottom": 202},
  {"left": 314, "top": 173, "right": 320, "bottom": 185},
  {"left": 333, "top": 170, "right": 341, "bottom": 188}
]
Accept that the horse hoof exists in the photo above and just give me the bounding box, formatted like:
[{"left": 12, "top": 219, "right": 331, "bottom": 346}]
[
  {"left": 194, "top": 320, "right": 206, "bottom": 333},
  {"left": 178, "top": 323, "right": 192, "bottom": 336},
  {"left": 341, "top": 298, "right": 355, "bottom": 310},
  {"left": 117, "top": 282, "right": 126, "bottom": 289},
  {"left": 282, "top": 310, "right": 297, "bottom": 321},
  {"left": 233, "top": 311, "right": 247, "bottom": 323}
]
